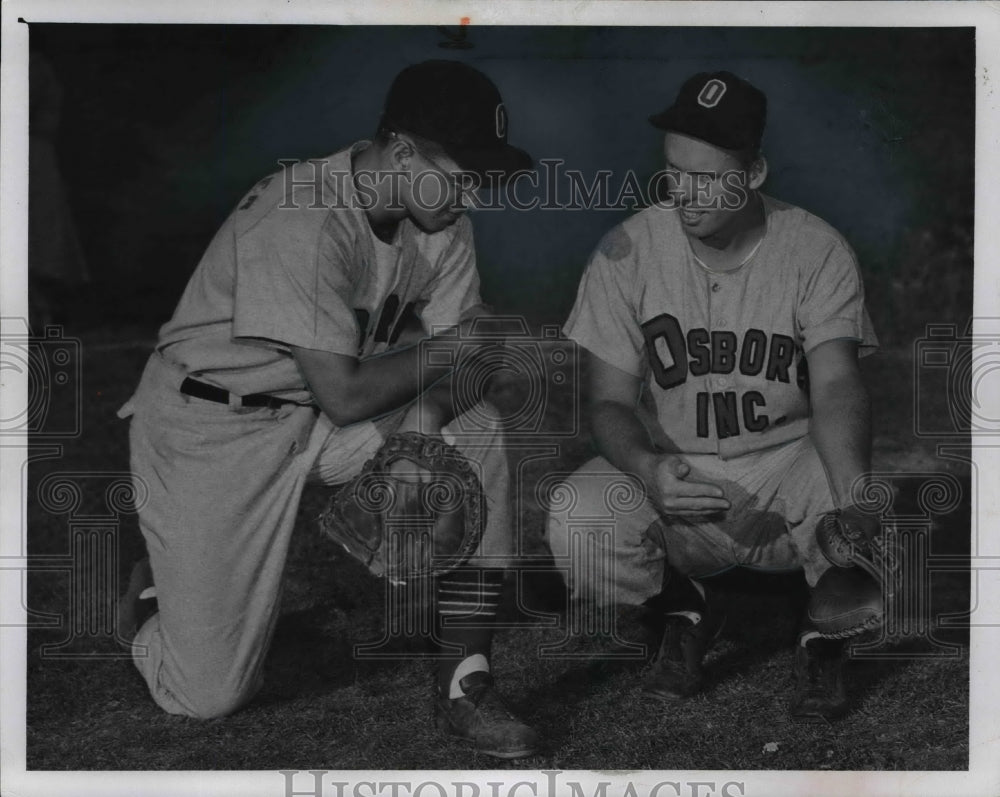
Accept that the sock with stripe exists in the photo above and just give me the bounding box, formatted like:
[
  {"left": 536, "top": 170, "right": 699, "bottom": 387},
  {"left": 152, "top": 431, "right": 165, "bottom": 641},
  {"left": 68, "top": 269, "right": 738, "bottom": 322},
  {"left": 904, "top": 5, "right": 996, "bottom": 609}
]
[
  {"left": 643, "top": 565, "right": 707, "bottom": 625},
  {"left": 435, "top": 568, "right": 505, "bottom": 698}
]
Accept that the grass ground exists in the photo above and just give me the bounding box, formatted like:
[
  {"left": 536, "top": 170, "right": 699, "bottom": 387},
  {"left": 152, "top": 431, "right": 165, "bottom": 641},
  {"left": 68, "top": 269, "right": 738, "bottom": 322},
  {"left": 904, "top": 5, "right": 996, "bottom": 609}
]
[{"left": 24, "top": 335, "right": 970, "bottom": 771}]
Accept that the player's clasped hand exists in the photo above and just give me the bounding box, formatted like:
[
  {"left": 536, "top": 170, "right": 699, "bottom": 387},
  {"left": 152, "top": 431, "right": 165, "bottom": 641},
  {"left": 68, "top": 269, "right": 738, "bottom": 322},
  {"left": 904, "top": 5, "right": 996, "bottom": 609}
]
[{"left": 643, "top": 454, "right": 730, "bottom": 519}]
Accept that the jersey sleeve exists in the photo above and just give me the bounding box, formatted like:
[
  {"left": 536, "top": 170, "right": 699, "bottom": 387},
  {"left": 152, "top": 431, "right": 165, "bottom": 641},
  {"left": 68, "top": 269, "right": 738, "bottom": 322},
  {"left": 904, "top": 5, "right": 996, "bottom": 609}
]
[
  {"left": 232, "top": 207, "right": 361, "bottom": 357},
  {"left": 796, "top": 235, "right": 879, "bottom": 357},
  {"left": 417, "top": 216, "right": 482, "bottom": 333},
  {"left": 563, "top": 226, "right": 646, "bottom": 377}
]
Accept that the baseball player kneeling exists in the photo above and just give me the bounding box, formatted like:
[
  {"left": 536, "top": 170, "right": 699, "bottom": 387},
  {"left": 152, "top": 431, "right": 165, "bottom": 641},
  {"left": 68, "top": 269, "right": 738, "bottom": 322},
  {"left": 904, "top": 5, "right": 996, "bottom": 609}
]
[
  {"left": 116, "top": 61, "right": 538, "bottom": 758},
  {"left": 547, "top": 71, "right": 894, "bottom": 721}
]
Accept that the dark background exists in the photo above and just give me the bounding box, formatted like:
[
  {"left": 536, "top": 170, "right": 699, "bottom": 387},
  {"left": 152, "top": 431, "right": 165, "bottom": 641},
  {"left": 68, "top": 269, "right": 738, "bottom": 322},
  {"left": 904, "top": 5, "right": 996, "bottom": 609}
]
[{"left": 29, "top": 24, "right": 973, "bottom": 341}]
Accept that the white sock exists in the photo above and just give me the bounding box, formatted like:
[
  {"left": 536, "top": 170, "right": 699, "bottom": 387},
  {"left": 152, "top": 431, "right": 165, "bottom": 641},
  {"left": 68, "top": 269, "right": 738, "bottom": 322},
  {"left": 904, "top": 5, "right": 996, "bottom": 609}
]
[{"left": 449, "top": 653, "right": 490, "bottom": 698}]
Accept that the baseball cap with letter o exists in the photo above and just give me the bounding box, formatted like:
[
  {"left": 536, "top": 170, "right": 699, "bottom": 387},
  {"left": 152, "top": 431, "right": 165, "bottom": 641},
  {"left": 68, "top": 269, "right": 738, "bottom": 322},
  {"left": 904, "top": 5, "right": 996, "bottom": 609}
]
[
  {"left": 380, "top": 60, "right": 533, "bottom": 180},
  {"left": 649, "top": 71, "right": 767, "bottom": 152}
]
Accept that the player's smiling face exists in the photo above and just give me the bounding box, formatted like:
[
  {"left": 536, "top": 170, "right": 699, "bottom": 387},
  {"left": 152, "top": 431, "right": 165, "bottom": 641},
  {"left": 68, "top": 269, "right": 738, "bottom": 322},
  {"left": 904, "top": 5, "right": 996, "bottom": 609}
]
[{"left": 662, "top": 132, "right": 753, "bottom": 243}]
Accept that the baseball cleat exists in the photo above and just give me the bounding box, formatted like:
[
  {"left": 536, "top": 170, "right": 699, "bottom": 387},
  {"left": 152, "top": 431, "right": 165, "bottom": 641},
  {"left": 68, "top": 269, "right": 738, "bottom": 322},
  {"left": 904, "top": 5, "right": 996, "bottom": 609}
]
[
  {"left": 643, "top": 609, "right": 723, "bottom": 701},
  {"left": 435, "top": 671, "right": 538, "bottom": 759},
  {"left": 789, "top": 634, "right": 848, "bottom": 722},
  {"left": 116, "top": 557, "right": 157, "bottom": 649}
]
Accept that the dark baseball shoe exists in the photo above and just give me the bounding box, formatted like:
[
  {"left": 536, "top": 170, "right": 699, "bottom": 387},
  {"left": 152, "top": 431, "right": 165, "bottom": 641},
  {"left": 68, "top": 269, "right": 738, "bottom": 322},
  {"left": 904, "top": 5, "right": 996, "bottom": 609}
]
[
  {"left": 789, "top": 635, "right": 848, "bottom": 722},
  {"left": 435, "top": 671, "right": 538, "bottom": 759},
  {"left": 643, "top": 609, "right": 723, "bottom": 701},
  {"left": 116, "top": 557, "right": 157, "bottom": 649}
]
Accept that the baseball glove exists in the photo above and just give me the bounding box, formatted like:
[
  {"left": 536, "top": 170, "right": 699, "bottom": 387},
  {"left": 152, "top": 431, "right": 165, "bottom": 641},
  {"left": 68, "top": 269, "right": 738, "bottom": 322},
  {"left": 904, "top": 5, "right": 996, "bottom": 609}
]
[
  {"left": 809, "top": 505, "right": 899, "bottom": 638},
  {"left": 319, "top": 432, "right": 485, "bottom": 584}
]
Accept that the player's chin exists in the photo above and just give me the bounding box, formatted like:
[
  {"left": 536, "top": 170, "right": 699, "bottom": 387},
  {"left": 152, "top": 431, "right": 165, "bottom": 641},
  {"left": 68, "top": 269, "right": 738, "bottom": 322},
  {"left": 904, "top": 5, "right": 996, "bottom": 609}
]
[
  {"left": 412, "top": 210, "right": 463, "bottom": 234},
  {"left": 680, "top": 211, "right": 727, "bottom": 239},
  {"left": 678, "top": 207, "right": 719, "bottom": 230}
]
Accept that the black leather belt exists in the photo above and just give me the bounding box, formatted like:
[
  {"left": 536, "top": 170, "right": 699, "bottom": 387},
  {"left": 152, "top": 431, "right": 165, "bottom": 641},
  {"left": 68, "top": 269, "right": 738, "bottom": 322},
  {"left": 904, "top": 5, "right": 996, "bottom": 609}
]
[{"left": 179, "top": 377, "right": 308, "bottom": 410}]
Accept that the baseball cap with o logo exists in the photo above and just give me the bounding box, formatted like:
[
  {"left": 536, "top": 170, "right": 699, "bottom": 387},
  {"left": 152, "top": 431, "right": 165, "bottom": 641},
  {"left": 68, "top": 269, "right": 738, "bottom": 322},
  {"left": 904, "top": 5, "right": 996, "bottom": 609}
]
[
  {"left": 380, "top": 59, "right": 532, "bottom": 181},
  {"left": 649, "top": 70, "right": 767, "bottom": 151}
]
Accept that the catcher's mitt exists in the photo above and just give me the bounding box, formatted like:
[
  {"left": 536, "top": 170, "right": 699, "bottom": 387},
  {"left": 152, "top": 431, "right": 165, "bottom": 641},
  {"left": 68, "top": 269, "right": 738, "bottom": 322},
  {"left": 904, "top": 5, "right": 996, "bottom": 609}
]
[
  {"left": 807, "top": 566, "right": 884, "bottom": 639},
  {"left": 809, "top": 505, "right": 899, "bottom": 638},
  {"left": 319, "top": 432, "right": 485, "bottom": 584}
]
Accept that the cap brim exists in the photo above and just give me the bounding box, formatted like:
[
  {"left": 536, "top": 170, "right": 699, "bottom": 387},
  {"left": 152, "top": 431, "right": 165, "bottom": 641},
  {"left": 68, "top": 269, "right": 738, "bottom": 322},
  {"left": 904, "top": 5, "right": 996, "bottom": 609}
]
[
  {"left": 649, "top": 106, "right": 726, "bottom": 141},
  {"left": 648, "top": 108, "right": 677, "bottom": 131},
  {"left": 649, "top": 107, "right": 757, "bottom": 152},
  {"left": 447, "top": 143, "right": 534, "bottom": 183}
]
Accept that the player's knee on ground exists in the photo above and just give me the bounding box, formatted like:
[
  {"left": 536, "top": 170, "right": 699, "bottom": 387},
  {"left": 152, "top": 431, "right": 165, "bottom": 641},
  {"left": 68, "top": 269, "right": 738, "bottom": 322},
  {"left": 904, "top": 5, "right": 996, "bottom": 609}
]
[
  {"left": 139, "top": 649, "right": 264, "bottom": 720},
  {"left": 188, "top": 692, "right": 252, "bottom": 721},
  {"left": 154, "top": 678, "right": 261, "bottom": 720}
]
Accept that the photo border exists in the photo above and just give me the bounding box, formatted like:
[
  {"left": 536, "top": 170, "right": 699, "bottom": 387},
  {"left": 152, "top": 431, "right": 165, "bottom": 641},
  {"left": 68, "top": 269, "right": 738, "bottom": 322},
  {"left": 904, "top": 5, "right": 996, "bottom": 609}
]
[{"left": 2, "top": 2, "right": 997, "bottom": 795}]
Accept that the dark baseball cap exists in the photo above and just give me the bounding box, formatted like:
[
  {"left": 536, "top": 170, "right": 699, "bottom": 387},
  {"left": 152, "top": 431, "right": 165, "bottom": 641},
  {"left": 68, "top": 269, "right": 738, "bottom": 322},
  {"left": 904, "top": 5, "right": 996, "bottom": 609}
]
[
  {"left": 649, "top": 71, "right": 767, "bottom": 152},
  {"left": 380, "top": 60, "right": 533, "bottom": 180}
]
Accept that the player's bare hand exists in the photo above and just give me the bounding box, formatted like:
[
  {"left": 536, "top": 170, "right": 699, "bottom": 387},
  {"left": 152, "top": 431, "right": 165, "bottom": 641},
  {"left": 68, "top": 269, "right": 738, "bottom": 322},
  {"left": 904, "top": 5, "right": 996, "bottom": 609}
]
[
  {"left": 387, "top": 456, "right": 434, "bottom": 484},
  {"left": 643, "top": 454, "right": 730, "bottom": 519},
  {"left": 396, "top": 398, "right": 447, "bottom": 439}
]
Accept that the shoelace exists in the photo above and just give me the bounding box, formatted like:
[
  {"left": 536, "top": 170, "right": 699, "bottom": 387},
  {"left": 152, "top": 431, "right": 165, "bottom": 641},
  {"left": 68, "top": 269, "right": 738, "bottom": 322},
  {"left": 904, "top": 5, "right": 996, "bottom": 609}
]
[{"left": 462, "top": 686, "right": 518, "bottom": 721}]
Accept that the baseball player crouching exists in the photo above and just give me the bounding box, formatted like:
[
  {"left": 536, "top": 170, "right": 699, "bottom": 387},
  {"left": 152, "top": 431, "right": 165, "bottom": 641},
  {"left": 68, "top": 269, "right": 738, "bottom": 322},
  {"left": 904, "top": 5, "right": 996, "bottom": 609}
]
[
  {"left": 547, "top": 71, "right": 887, "bottom": 721},
  {"left": 116, "top": 61, "right": 538, "bottom": 758}
]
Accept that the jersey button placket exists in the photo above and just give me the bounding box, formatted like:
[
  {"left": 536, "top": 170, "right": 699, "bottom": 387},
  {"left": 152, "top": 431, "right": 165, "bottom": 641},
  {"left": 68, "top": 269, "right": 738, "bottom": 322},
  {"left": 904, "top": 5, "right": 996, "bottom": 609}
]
[
  {"left": 710, "top": 278, "right": 727, "bottom": 387},
  {"left": 709, "top": 278, "right": 724, "bottom": 327}
]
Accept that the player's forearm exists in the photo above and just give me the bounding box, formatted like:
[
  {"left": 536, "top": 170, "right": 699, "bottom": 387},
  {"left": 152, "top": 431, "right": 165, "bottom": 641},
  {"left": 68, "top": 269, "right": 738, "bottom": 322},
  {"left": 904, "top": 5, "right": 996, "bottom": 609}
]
[
  {"left": 590, "top": 400, "right": 661, "bottom": 484},
  {"left": 296, "top": 348, "right": 414, "bottom": 426},
  {"left": 338, "top": 347, "right": 452, "bottom": 425},
  {"left": 294, "top": 325, "right": 493, "bottom": 428},
  {"left": 809, "top": 374, "right": 872, "bottom": 508},
  {"left": 396, "top": 378, "right": 459, "bottom": 436}
]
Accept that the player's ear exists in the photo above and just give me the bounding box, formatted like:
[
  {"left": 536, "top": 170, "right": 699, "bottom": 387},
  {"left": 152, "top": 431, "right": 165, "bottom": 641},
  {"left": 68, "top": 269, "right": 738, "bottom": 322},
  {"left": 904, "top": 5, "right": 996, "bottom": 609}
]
[
  {"left": 385, "top": 131, "right": 415, "bottom": 171},
  {"left": 747, "top": 155, "right": 768, "bottom": 190}
]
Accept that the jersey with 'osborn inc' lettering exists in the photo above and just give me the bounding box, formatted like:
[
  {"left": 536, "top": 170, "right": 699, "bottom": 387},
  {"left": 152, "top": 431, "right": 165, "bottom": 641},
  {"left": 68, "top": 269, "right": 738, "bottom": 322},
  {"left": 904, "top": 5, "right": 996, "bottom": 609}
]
[{"left": 564, "top": 194, "right": 878, "bottom": 460}]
